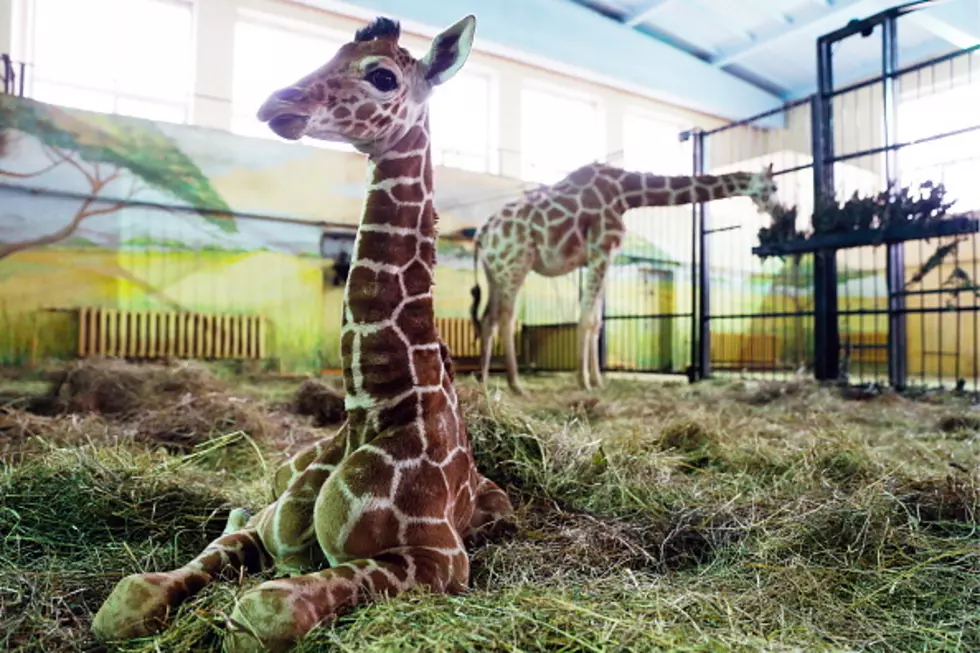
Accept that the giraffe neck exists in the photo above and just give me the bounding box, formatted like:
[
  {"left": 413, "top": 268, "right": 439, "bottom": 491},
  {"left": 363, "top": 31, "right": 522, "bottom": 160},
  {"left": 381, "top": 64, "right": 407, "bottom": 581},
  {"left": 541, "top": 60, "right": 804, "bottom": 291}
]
[
  {"left": 618, "top": 171, "right": 757, "bottom": 209},
  {"left": 341, "top": 118, "right": 439, "bottom": 425}
]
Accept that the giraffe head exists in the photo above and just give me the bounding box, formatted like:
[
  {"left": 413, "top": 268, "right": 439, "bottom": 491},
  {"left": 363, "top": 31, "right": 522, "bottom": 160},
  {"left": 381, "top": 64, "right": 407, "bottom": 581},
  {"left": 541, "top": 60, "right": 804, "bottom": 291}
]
[
  {"left": 256, "top": 15, "right": 477, "bottom": 156},
  {"left": 743, "top": 163, "right": 778, "bottom": 213}
]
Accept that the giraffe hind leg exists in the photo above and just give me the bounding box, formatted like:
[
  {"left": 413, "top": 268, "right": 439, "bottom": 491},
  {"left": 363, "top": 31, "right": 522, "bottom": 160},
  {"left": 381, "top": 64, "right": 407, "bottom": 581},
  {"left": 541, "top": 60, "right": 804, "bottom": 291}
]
[{"left": 465, "top": 475, "right": 516, "bottom": 543}]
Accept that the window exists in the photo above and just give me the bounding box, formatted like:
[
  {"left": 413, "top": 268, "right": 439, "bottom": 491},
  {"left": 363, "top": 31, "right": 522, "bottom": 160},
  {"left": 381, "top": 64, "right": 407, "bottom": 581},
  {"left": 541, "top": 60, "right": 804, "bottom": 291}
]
[
  {"left": 232, "top": 14, "right": 351, "bottom": 151},
  {"left": 622, "top": 112, "right": 692, "bottom": 174},
  {"left": 22, "top": 0, "right": 193, "bottom": 124},
  {"left": 429, "top": 70, "right": 497, "bottom": 173},
  {"left": 520, "top": 85, "right": 603, "bottom": 183},
  {"left": 898, "top": 83, "right": 980, "bottom": 210}
]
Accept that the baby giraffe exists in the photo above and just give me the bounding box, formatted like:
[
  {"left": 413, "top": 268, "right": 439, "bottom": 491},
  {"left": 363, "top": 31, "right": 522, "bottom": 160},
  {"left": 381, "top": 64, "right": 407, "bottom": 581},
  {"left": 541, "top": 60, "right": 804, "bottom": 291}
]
[{"left": 91, "top": 14, "right": 513, "bottom": 653}]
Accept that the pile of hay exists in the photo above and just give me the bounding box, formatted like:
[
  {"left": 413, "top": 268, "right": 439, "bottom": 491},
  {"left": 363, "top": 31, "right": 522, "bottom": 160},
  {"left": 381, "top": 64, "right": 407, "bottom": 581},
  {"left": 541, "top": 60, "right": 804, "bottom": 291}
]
[
  {"left": 1, "top": 358, "right": 275, "bottom": 456},
  {"left": 291, "top": 377, "right": 346, "bottom": 426}
]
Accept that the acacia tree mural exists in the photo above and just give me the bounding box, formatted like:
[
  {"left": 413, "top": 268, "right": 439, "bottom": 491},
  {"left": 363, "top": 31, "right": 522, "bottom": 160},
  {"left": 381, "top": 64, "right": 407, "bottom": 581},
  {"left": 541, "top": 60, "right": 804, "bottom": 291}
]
[{"left": 0, "top": 95, "right": 235, "bottom": 261}]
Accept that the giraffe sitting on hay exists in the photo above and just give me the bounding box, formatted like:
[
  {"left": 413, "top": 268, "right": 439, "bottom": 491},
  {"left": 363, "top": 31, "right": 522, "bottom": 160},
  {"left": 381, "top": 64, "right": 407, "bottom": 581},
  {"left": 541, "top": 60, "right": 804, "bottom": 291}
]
[
  {"left": 92, "top": 15, "right": 513, "bottom": 653},
  {"left": 470, "top": 163, "right": 779, "bottom": 395}
]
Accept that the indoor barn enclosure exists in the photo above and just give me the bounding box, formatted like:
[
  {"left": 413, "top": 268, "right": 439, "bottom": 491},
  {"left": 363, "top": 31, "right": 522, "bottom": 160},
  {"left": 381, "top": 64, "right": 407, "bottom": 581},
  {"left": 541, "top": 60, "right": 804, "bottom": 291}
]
[
  {"left": 2, "top": 1, "right": 979, "bottom": 652},
  {"left": 520, "top": 3, "right": 980, "bottom": 393}
]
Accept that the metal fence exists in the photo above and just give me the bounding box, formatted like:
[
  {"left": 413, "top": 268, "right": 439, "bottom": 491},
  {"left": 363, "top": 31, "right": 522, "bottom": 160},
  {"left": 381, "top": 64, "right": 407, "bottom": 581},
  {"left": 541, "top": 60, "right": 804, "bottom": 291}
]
[{"left": 514, "top": 1, "right": 980, "bottom": 392}]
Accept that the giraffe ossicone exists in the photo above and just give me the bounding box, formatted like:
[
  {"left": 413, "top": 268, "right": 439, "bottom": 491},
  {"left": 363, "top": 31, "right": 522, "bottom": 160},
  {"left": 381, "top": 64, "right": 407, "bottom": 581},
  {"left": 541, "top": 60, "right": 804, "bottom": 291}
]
[
  {"left": 470, "top": 162, "right": 779, "bottom": 395},
  {"left": 91, "top": 14, "right": 513, "bottom": 653}
]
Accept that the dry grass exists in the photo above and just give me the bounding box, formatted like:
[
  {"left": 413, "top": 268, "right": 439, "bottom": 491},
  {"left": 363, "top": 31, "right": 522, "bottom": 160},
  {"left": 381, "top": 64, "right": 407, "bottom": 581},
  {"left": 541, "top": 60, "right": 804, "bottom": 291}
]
[{"left": 0, "top": 362, "right": 978, "bottom": 652}]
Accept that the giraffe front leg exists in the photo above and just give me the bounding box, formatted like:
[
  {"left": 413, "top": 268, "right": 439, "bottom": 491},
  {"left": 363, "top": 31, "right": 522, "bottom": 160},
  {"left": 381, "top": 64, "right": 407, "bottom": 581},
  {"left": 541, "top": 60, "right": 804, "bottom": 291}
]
[
  {"left": 92, "top": 520, "right": 274, "bottom": 642},
  {"left": 223, "top": 549, "right": 464, "bottom": 653}
]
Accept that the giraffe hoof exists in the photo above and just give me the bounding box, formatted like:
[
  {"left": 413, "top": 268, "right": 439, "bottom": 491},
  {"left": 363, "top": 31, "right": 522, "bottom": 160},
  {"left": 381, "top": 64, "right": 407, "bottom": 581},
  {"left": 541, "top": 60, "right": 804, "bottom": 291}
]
[
  {"left": 223, "top": 583, "right": 306, "bottom": 653},
  {"left": 92, "top": 573, "right": 181, "bottom": 642}
]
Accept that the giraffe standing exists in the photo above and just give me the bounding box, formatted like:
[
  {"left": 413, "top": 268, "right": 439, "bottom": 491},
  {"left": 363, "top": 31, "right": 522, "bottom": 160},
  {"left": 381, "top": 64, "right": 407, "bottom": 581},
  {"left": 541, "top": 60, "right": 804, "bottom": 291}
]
[
  {"left": 470, "top": 162, "right": 778, "bottom": 395},
  {"left": 92, "top": 15, "right": 513, "bottom": 653}
]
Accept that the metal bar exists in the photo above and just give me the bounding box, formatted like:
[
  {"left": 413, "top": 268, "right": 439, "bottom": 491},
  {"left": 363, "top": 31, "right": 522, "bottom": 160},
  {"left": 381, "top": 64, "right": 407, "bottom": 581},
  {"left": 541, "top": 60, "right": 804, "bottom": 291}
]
[
  {"left": 709, "top": 311, "right": 816, "bottom": 320},
  {"left": 881, "top": 14, "right": 907, "bottom": 390},
  {"left": 603, "top": 313, "right": 696, "bottom": 321},
  {"left": 828, "top": 123, "right": 980, "bottom": 164},
  {"left": 811, "top": 40, "right": 841, "bottom": 381},
  {"left": 701, "top": 96, "right": 813, "bottom": 136},
  {"left": 818, "top": 0, "right": 945, "bottom": 45},
  {"left": 695, "top": 129, "right": 711, "bottom": 380},
  {"left": 689, "top": 129, "right": 699, "bottom": 381},
  {"left": 703, "top": 225, "right": 742, "bottom": 235}
]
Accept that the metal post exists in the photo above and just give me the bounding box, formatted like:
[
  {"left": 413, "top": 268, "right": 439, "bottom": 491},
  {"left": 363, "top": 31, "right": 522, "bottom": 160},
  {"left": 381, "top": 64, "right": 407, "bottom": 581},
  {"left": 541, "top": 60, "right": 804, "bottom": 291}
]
[
  {"left": 694, "top": 129, "right": 711, "bottom": 380},
  {"left": 882, "top": 15, "right": 907, "bottom": 390},
  {"left": 685, "top": 129, "right": 699, "bottom": 381},
  {"left": 812, "top": 35, "right": 841, "bottom": 382},
  {"left": 598, "top": 295, "right": 607, "bottom": 372}
]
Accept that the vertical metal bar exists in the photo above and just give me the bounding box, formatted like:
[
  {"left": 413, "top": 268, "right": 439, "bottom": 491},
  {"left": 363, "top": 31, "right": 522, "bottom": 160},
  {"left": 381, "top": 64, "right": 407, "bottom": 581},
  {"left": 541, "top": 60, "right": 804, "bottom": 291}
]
[
  {"left": 811, "top": 36, "right": 841, "bottom": 381},
  {"left": 688, "top": 130, "right": 700, "bottom": 381},
  {"left": 882, "top": 14, "right": 907, "bottom": 390},
  {"left": 695, "top": 129, "right": 711, "bottom": 379},
  {"left": 598, "top": 294, "right": 607, "bottom": 372}
]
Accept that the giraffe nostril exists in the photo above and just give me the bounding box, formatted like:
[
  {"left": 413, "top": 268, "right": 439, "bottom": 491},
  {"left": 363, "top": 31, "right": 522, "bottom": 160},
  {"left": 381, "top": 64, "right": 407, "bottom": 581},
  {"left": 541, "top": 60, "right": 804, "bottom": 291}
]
[{"left": 274, "top": 87, "right": 307, "bottom": 103}]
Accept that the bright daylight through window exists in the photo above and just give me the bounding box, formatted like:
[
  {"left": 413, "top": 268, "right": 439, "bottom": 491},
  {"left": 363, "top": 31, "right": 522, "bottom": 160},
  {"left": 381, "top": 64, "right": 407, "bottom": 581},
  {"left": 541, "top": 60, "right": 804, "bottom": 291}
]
[
  {"left": 520, "top": 86, "right": 603, "bottom": 183},
  {"left": 622, "top": 112, "right": 691, "bottom": 174},
  {"left": 898, "top": 81, "right": 980, "bottom": 211},
  {"left": 232, "top": 15, "right": 350, "bottom": 150},
  {"left": 429, "top": 70, "right": 495, "bottom": 174},
  {"left": 27, "top": 0, "right": 193, "bottom": 124}
]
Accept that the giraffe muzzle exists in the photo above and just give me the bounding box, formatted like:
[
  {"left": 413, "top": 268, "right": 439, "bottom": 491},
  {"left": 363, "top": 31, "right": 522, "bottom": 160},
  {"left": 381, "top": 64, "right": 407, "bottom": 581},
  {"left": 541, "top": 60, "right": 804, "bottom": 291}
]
[{"left": 266, "top": 114, "right": 310, "bottom": 141}]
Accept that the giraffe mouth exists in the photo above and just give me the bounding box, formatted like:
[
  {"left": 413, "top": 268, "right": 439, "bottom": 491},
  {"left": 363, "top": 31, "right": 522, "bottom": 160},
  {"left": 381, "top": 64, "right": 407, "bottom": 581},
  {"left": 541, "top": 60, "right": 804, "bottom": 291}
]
[{"left": 267, "top": 114, "right": 310, "bottom": 140}]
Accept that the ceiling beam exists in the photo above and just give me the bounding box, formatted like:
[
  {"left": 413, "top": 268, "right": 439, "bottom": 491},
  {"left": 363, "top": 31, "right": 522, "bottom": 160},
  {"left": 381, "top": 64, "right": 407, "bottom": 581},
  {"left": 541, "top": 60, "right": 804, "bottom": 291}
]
[
  {"left": 712, "top": 0, "right": 896, "bottom": 67},
  {"left": 906, "top": 0, "right": 980, "bottom": 48},
  {"left": 739, "top": 0, "right": 794, "bottom": 25},
  {"left": 307, "top": 0, "right": 785, "bottom": 122},
  {"left": 623, "top": 0, "right": 674, "bottom": 27},
  {"left": 689, "top": 0, "right": 757, "bottom": 42}
]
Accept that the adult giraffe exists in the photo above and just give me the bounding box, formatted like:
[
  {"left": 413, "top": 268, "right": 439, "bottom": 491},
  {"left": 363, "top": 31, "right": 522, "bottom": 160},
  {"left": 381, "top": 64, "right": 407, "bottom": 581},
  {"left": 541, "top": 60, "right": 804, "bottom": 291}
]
[
  {"left": 92, "top": 15, "right": 513, "bottom": 653},
  {"left": 469, "top": 162, "right": 778, "bottom": 395}
]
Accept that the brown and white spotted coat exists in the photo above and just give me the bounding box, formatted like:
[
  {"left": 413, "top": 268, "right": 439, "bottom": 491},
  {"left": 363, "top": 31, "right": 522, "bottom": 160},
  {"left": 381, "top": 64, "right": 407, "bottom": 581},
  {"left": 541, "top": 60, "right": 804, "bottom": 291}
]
[
  {"left": 92, "top": 15, "right": 513, "bottom": 653},
  {"left": 470, "top": 162, "right": 778, "bottom": 394}
]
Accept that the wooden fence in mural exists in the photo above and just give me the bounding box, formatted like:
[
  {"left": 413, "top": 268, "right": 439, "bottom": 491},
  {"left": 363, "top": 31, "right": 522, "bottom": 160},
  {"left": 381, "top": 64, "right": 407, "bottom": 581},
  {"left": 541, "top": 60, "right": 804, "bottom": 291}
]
[{"left": 75, "top": 307, "right": 266, "bottom": 361}]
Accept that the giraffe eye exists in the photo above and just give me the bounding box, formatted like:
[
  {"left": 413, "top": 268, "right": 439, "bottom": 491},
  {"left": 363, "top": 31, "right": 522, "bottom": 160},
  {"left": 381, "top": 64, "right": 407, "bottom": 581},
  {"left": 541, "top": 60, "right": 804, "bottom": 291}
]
[{"left": 365, "top": 68, "right": 398, "bottom": 92}]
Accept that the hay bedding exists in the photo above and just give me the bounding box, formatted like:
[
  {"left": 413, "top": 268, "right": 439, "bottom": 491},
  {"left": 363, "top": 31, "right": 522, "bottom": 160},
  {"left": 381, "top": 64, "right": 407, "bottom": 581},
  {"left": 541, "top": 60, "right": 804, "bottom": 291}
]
[
  {"left": 1, "top": 366, "right": 979, "bottom": 652},
  {"left": 0, "top": 358, "right": 346, "bottom": 458}
]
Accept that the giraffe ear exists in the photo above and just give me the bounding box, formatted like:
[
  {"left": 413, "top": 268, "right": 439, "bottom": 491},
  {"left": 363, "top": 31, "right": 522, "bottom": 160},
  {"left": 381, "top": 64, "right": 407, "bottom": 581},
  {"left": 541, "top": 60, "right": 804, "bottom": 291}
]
[{"left": 420, "top": 15, "right": 476, "bottom": 86}]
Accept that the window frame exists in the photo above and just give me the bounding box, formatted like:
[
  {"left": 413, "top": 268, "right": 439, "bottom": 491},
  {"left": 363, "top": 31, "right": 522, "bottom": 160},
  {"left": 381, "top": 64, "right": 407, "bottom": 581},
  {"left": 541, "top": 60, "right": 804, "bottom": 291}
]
[
  {"left": 519, "top": 79, "right": 606, "bottom": 183},
  {"left": 12, "top": 0, "right": 196, "bottom": 124}
]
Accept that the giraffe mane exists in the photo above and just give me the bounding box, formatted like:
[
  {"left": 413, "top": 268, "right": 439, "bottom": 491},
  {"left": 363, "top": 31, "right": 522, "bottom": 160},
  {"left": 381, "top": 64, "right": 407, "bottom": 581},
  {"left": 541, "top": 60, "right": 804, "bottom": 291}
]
[{"left": 354, "top": 16, "right": 401, "bottom": 43}]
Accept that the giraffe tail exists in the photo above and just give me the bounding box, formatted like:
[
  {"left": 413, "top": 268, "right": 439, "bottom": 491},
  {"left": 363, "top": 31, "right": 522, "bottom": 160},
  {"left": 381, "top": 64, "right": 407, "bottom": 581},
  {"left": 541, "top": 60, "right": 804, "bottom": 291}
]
[{"left": 470, "top": 240, "right": 482, "bottom": 341}]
